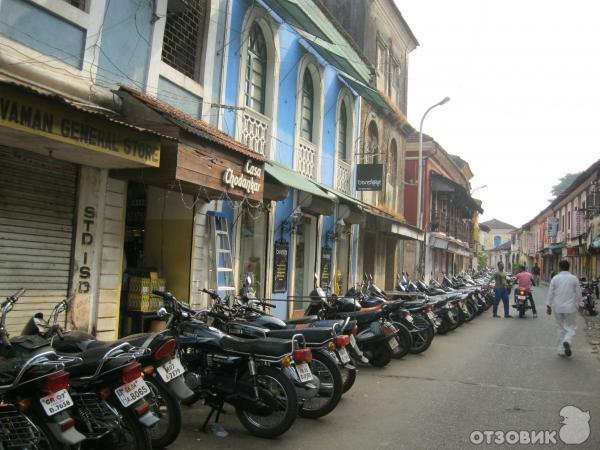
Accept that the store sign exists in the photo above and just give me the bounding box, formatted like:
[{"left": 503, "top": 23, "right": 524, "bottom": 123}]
[
  {"left": 222, "top": 160, "right": 262, "bottom": 195},
  {"left": 320, "top": 247, "right": 332, "bottom": 288},
  {"left": 572, "top": 210, "right": 584, "bottom": 237},
  {"left": 273, "top": 240, "right": 289, "bottom": 293},
  {"left": 546, "top": 217, "right": 558, "bottom": 237},
  {"left": 356, "top": 164, "right": 383, "bottom": 191},
  {"left": 0, "top": 86, "right": 160, "bottom": 166}
]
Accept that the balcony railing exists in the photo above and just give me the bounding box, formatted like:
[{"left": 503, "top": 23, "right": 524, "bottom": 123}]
[
  {"left": 296, "top": 137, "right": 318, "bottom": 180},
  {"left": 240, "top": 108, "right": 270, "bottom": 156},
  {"left": 431, "top": 213, "right": 469, "bottom": 242},
  {"left": 335, "top": 159, "right": 351, "bottom": 195}
]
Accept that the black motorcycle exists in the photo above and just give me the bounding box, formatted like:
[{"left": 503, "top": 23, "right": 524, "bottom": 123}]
[
  {"left": 153, "top": 290, "right": 304, "bottom": 438},
  {"left": 0, "top": 289, "right": 86, "bottom": 449}
]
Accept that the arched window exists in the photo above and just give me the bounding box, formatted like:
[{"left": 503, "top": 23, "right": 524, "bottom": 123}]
[
  {"left": 367, "top": 121, "right": 379, "bottom": 163},
  {"left": 300, "top": 68, "right": 314, "bottom": 142},
  {"left": 245, "top": 23, "right": 267, "bottom": 114},
  {"left": 494, "top": 236, "right": 501, "bottom": 248},
  {"left": 337, "top": 101, "right": 348, "bottom": 161}
]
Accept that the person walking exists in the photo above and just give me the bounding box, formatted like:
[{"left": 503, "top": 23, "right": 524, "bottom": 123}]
[
  {"left": 532, "top": 263, "right": 540, "bottom": 286},
  {"left": 546, "top": 260, "right": 584, "bottom": 357},
  {"left": 493, "top": 262, "right": 511, "bottom": 318}
]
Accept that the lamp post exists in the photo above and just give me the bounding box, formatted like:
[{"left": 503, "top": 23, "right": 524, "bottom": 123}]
[
  {"left": 470, "top": 185, "right": 487, "bottom": 195},
  {"left": 416, "top": 96, "right": 450, "bottom": 279}
]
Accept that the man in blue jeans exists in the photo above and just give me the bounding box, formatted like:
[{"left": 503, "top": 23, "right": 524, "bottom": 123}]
[{"left": 493, "top": 262, "right": 511, "bottom": 318}]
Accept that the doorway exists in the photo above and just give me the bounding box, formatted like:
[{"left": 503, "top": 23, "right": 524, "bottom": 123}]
[{"left": 292, "top": 214, "right": 317, "bottom": 316}]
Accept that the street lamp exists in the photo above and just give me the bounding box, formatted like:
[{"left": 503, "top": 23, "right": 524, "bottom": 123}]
[
  {"left": 416, "top": 96, "right": 450, "bottom": 279},
  {"left": 470, "top": 185, "right": 487, "bottom": 195}
]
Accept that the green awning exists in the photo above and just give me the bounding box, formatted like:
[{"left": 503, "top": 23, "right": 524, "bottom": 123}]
[
  {"left": 265, "top": 162, "right": 331, "bottom": 200},
  {"left": 339, "top": 73, "right": 392, "bottom": 113},
  {"left": 261, "top": 0, "right": 372, "bottom": 83}
]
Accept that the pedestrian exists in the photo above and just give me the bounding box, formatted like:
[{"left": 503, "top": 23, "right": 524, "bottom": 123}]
[
  {"left": 493, "top": 261, "right": 511, "bottom": 318},
  {"left": 532, "top": 263, "right": 541, "bottom": 286},
  {"left": 546, "top": 260, "right": 584, "bottom": 357}
]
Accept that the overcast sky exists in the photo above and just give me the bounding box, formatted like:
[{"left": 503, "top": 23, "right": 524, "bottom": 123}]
[{"left": 398, "top": 0, "right": 600, "bottom": 227}]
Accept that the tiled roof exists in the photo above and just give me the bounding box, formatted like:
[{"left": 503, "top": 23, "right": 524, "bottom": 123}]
[
  {"left": 480, "top": 218, "right": 517, "bottom": 230},
  {"left": 117, "top": 85, "right": 265, "bottom": 162}
]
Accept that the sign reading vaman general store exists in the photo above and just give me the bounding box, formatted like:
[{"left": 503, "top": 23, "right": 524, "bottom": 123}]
[{"left": 0, "top": 85, "right": 160, "bottom": 167}]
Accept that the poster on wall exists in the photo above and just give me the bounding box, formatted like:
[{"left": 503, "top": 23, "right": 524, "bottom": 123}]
[
  {"left": 320, "top": 247, "right": 332, "bottom": 288},
  {"left": 273, "top": 240, "right": 289, "bottom": 293},
  {"left": 356, "top": 164, "right": 383, "bottom": 191}
]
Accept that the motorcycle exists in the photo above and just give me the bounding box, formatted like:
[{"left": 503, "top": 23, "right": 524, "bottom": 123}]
[
  {"left": 512, "top": 288, "right": 532, "bottom": 318},
  {"left": 153, "top": 289, "right": 306, "bottom": 438},
  {"left": 0, "top": 290, "right": 86, "bottom": 450},
  {"left": 16, "top": 295, "right": 160, "bottom": 450},
  {"left": 580, "top": 278, "right": 597, "bottom": 316}
]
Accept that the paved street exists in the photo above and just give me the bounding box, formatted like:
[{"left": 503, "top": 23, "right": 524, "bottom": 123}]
[{"left": 173, "top": 284, "right": 600, "bottom": 449}]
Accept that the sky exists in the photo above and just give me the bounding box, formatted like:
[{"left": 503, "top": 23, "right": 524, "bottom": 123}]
[{"left": 397, "top": 0, "right": 600, "bottom": 227}]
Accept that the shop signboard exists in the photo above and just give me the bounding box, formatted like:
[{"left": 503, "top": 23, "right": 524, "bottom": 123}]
[
  {"left": 320, "top": 247, "right": 332, "bottom": 288},
  {"left": 273, "top": 240, "right": 289, "bottom": 293},
  {"left": 356, "top": 164, "right": 383, "bottom": 191},
  {"left": 0, "top": 85, "right": 160, "bottom": 167},
  {"left": 546, "top": 217, "right": 558, "bottom": 238}
]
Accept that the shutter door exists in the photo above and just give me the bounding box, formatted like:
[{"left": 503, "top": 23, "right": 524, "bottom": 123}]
[{"left": 0, "top": 147, "right": 77, "bottom": 335}]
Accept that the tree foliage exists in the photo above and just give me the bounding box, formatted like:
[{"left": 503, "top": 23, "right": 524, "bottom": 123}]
[{"left": 550, "top": 172, "right": 582, "bottom": 199}]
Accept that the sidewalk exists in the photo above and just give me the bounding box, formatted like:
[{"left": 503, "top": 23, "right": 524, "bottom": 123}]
[{"left": 584, "top": 312, "right": 600, "bottom": 360}]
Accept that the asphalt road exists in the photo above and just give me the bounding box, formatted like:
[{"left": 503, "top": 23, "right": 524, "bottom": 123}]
[{"left": 172, "top": 284, "right": 600, "bottom": 449}]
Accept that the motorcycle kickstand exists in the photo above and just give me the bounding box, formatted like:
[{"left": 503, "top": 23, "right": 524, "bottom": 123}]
[{"left": 201, "top": 402, "right": 226, "bottom": 432}]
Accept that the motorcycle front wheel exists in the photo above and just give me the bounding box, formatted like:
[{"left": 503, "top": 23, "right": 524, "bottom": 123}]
[
  {"left": 146, "top": 376, "right": 182, "bottom": 448},
  {"left": 298, "top": 351, "right": 342, "bottom": 419},
  {"left": 408, "top": 316, "right": 434, "bottom": 354},
  {"left": 367, "top": 344, "right": 393, "bottom": 367},
  {"left": 235, "top": 366, "right": 298, "bottom": 438}
]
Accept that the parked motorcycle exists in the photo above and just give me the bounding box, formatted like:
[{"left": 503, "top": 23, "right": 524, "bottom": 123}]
[
  {"left": 0, "top": 290, "right": 86, "bottom": 450},
  {"left": 153, "top": 290, "right": 305, "bottom": 438},
  {"left": 580, "top": 278, "right": 598, "bottom": 316}
]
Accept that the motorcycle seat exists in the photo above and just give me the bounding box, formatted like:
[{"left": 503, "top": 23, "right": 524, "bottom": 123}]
[
  {"left": 311, "top": 319, "right": 357, "bottom": 334},
  {"left": 219, "top": 336, "right": 292, "bottom": 357},
  {"left": 64, "top": 344, "right": 118, "bottom": 377},
  {"left": 267, "top": 327, "right": 333, "bottom": 346},
  {"left": 335, "top": 309, "right": 381, "bottom": 324},
  {"left": 285, "top": 316, "right": 319, "bottom": 325}
]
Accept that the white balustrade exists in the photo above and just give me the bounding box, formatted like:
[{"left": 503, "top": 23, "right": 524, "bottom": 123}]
[
  {"left": 335, "top": 159, "right": 352, "bottom": 195},
  {"left": 240, "top": 108, "right": 270, "bottom": 156},
  {"left": 296, "top": 137, "right": 318, "bottom": 180}
]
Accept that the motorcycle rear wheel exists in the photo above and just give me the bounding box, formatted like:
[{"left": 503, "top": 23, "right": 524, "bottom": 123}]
[
  {"left": 235, "top": 366, "right": 298, "bottom": 438},
  {"left": 518, "top": 303, "right": 525, "bottom": 318},
  {"left": 391, "top": 323, "right": 411, "bottom": 359},
  {"left": 298, "top": 351, "right": 342, "bottom": 419},
  {"left": 104, "top": 401, "right": 153, "bottom": 450},
  {"left": 408, "top": 317, "right": 434, "bottom": 354},
  {"left": 24, "top": 411, "right": 69, "bottom": 450}
]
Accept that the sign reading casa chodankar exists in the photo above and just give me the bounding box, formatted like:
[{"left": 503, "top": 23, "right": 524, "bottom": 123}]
[
  {"left": 222, "top": 159, "right": 262, "bottom": 195},
  {"left": 0, "top": 86, "right": 160, "bottom": 167}
]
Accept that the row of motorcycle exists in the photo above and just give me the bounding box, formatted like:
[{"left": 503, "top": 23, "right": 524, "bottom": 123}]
[{"left": 0, "top": 270, "right": 495, "bottom": 449}]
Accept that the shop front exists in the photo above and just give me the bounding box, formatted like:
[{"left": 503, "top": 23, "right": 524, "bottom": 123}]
[
  {"left": 0, "top": 77, "right": 161, "bottom": 338},
  {"left": 111, "top": 86, "right": 265, "bottom": 335}
]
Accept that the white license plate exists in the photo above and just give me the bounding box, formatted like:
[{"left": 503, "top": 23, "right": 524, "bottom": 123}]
[
  {"left": 157, "top": 357, "right": 185, "bottom": 383},
  {"left": 426, "top": 311, "right": 435, "bottom": 320},
  {"left": 115, "top": 378, "right": 151, "bottom": 407},
  {"left": 39, "top": 389, "right": 73, "bottom": 417},
  {"left": 388, "top": 336, "right": 399, "bottom": 351},
  {"left": 517, "top": 296, "right": 527, "bottom": 300},
  {"left": 295, "top": 363, "right": 313, "bottom": 383},
  {"left": 337, "top": 347, "right": 351, "bottom": 364},
  {"left": 405, "top": 315, "right": 414, "bottom": 323}
]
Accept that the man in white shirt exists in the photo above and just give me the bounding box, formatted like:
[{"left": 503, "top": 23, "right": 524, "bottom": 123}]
[{"left": 546, "top": 260, "right": 584, "bottom": 357}]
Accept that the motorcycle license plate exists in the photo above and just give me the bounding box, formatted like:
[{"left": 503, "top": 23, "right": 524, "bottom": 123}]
[
  {"left": 426, "top": 311, "right": 435, "bottom": 320},
  {"left": 295, "top": 363, "right": 313, "bottom": 383},
  {"left": 157, "top": 357, "right": 185, "bottom": 383},
  {"left": 337, "top": 347, "right": 351, "bottom": 364},
  {"left": 388, "top": 336, "right": 399, "bottom": 351},
  {"left": 405, "top": 315, "right": 414, "bottom": 323},
  {"left": 115, "top": 378, "right": 151, "bottom": 407},
  {"left": 461, "top": 305, "right": 469, "bottom": 313},
  {"left": 517, "top": 296, "right": 527, "bottom": 301},
  {"left": 39, "top": 389, "right": 73, "bottom": 417}
]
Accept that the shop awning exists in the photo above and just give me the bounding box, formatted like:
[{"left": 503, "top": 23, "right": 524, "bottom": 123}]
[
  {"left": 364, "top": 205, "right": 424, "bottom": 241},
  {"left": 312, "top": 184, "right": 366, "bottom": 225},
  {"left": 265, "top": 162, "right": 332, "bottom": 200},
  {"left": 548, "top": 243, "right": 565, "bottom": 252},
  {"left": 430, "top": 172, "right": 484, "bottom": 214}
]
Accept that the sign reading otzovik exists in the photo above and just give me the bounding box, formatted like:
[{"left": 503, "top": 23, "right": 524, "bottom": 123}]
[{"left": 0, "top": 86, "right": 160, "bottom": 167}]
